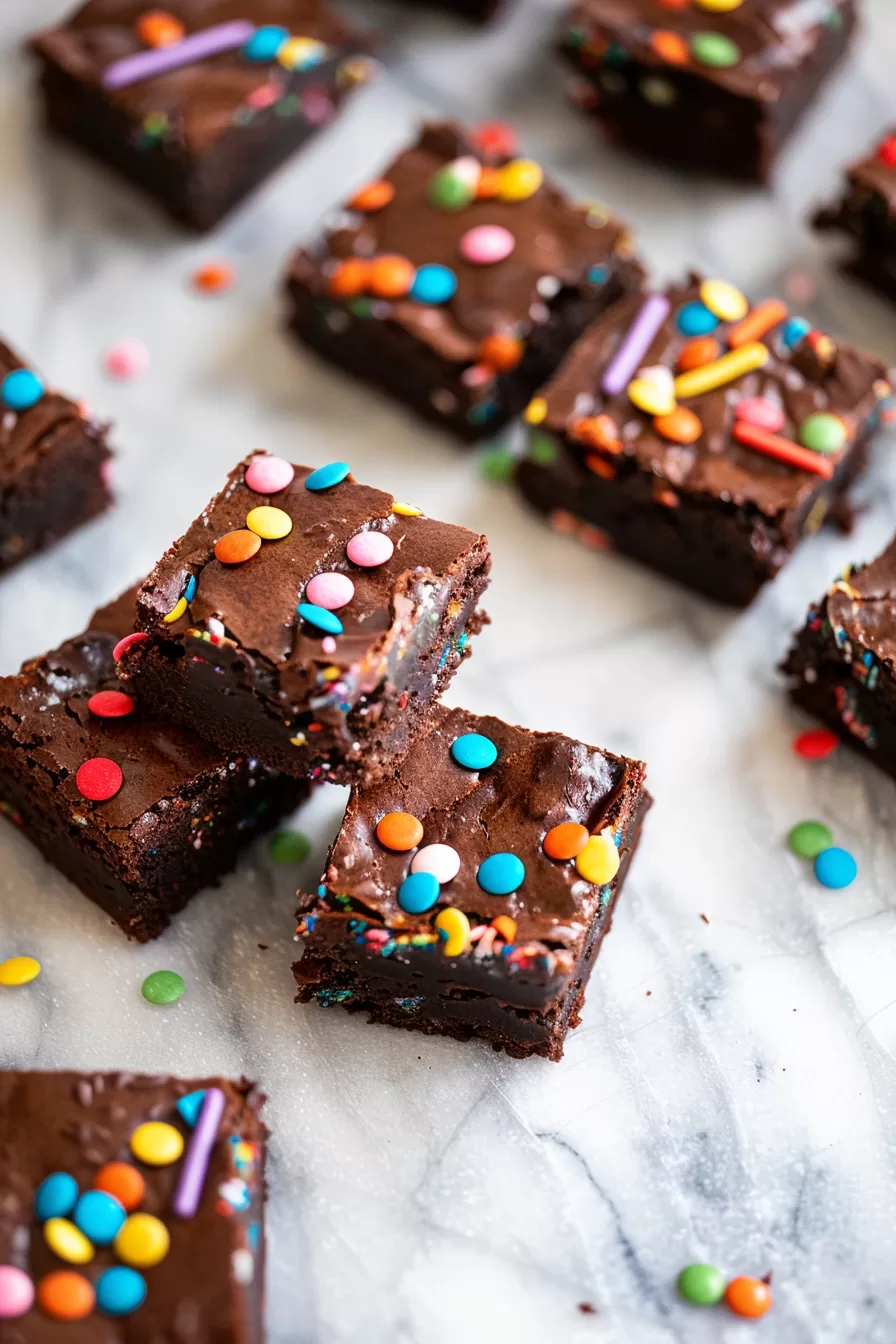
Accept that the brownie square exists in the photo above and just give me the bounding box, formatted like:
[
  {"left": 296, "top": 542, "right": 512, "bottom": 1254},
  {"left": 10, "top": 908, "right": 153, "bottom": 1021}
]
[
  {"left": 561, "top": 0, "right": 857, "bottom": 183},
  {"left": 0, "top": 586, "right": 307, "bottom": 941},
  {"left": 294, "top": 705, "right": 650, "bottom": 1060},
  {"left": 31, "top": 1, "right": 374, "bottom": 232},
  {"left": 119, "top": 454, "right": 491, "bottom": 784},
  {"left": 0, "top": 338, "right": 112, "bottom": 574},
  {"left": 783, "top": 537, "right": 896, "bottom": 778},
  {"left": 515, "top": 274, "right": 892, "bottom": 607},
  {"left": 815, "top": 130, "right": 896, "bottom": 304},
  {"left": 285, "top": 121, "right": 643, "bottom": 441},
  {"left": 0, "top": 1070, "right": 265, "bottom": 1341}
]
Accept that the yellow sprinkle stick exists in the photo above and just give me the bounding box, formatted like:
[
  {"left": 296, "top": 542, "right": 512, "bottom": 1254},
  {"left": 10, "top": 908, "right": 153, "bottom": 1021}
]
[{"left": 674, "top": 342, "right": 769, "bottom": 400}]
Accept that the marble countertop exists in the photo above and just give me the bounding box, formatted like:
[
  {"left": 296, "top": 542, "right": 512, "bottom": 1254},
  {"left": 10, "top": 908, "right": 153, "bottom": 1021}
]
[{"left": 3, "top": 2, "right": 896, "bottom": 1340}]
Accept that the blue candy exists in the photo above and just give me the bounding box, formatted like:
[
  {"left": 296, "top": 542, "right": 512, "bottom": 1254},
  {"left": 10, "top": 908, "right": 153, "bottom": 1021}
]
[
  {"left": 450, "top": 733, "right": 498, "bottom": 771},
  {"left": 477, "top": 852, "right": 525, "bottom": 895},
  {"left": 34, "top": 1171, "right": 78, "bottom": 1222},
  {"left": 1, "top": 368, "right": 45, "bottom": 411},
  {"left": 243, "top": 25, "right": 289, "bottom": 62},
  {"left": 814, "top": 846, "right": 857, "bottom": 890},
  {"left": 96, "top": 1266, "right": 147, "bottom": 1316},
  {"left": 176, "top": 1089, "right": 207, "bottom": 1128},
  {"left": 296, "top": 602, "right": 343, "bottom": 635},
  {"left": 410, "top": 264, "right": 457, "bottom": 305},
  {"left": 184, "top": 574, "right": 197, "bottom": 603},
  {"left": 74, "top": 1190, "right": 126, "bottom": 1246},
  {"left": 782, "top": 316, "right": 811, "bottom": 350},
  {"left": 398, "top": 871, "right": 440, "bottom": 914},
  {"left": 676, "top": 302, "right": 718, "bottom": 337},
  {"left": 305, "top": 461, "right": 350, "bottom": 492}
]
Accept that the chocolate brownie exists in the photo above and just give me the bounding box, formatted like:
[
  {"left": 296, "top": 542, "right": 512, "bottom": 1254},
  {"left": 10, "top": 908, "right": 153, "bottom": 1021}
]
[
  {"left": 815, "top": 130, "right": 896, "bottom": 303},
  {"left": 294, "top": 705, "right": 650, "bottom": 1061},
  {"left": 31, "top": 1, "right": 374, "bottom": 232},
  {"left": 516, "top": 274, "right": 892, "bottom": 607},
  {"left": 0, "top": 338, "right": 111, "bottom": 574},
  {"left": 561, "top": 0, "right": 857, "bottom": 183},
  {"left": 783, "top": 536, "right": 896, "bottom": 778},
  {"left": 0, "top": 1071, "right": 265, "bottom": 1340},
  {"left": 0, "top": 586, "right": 307, "bottom": 941},
  {"left": 285, "top": 121, "right": 642, "bottom": 441},
  {"left": 119, "top": 454, "right": 491, "bottom": 783}
]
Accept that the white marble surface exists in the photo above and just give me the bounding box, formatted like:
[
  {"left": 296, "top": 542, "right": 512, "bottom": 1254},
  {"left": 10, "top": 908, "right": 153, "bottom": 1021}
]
[{"left": 2, "top": 2, "right": 896, "bottom": 1340}]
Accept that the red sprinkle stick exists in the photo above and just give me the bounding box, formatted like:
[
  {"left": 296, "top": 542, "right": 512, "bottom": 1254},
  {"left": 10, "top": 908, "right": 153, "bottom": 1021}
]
[{"left": 732, "top": 421, "right": 834, "bottom": 479}]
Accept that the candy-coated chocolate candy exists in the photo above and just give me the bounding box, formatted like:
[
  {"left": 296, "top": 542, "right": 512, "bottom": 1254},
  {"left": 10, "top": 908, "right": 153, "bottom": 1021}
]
[
  {"left": 428, "top": 157, "right": 479, "bottom": 211},
  {"left": 346, "top": 530, "right": 394, "bottom": 567},
  {"left": 781, "top": 316, "right": 810, "bottom": 350},
  {"left": 450, "top": 733, "right": 498, "bottom": 770},
  {"left": 628, "top": 365, "right": 676, "bottom": 417},
  {"left": 877, "top": 135, "right": 896, "bottom": 168},
  {"left": 477, "top": 852, "right": 525, "bottom": 895},
  {"left": 35, "top": 1173, "right": 78, "bottom": 1222},
  {"left": 44, "top": 1218, "right": 94, "bottom": 1265},
  {"left": 1, "top": 368, "right": 44, "bottom": 410},
  {"left": 245, "top": 455, "right": 294, "bottom": 494},
  {"left": 96, "top": 1266, "right": 147, "bottom": 1316},
  {"left": 37, "top": 1270, "right": 95, "bottom": 1321},
  {"left": 654, "top": 407, "right": 702, "bottom": 444},
  {"left": 175, "top": 1090, "right": 207, "bottom": 1127},
  {"left": 88, "top": 689, "right": 135, "bottom": 718},
  {"left": 435, "top": 906, "right": 471, "bottom": 956},
  {"left": 788, "top": 820, "right": 832, "bottom": 859},
  {"left": 478, "top": 332, "right": 523, "bottom": 372},
  {"left": 94, "top": 1164, "right": 145, "bottom": 1213},
  {"left": 0, "top": 955, "right": 41, "bottom": 986},
  {"left": 475, "top": 166, "right": 501, "bottom": 200},
  {"left": 677, "top": 337, "right": 720, "bottom": 372},
  {"left": 543, "top": 822, "right": 589, "bottom": 861},
  {"left": 410, "top": 264, "right": 457, "bottom": 304},
  {"left": 114, "top": 1214, "right": 170, "bottom": 1269},
  {"left": 215, "top": 529, "right": 262, "bottom": 565},
  {"left": 814, "top": 846, "right": 857, "bottom": 889},
  {"left": 376, "top": 811, "right": 424, "bottom": 851},
  {"left": 676, "top": 302, "right": 718, "bottom": 337},
  {"left": 724, "top": 1276, "right": 772, "bottom": 1318},
  {"left": 697, "top": 0, "right": 744, "bottom": 10},
  {"left": 498, "top": 159, "right": 543, "bottom": 202},
  {"left": 305, "top": 572, "right": 354, "bottom": 610},
  {"left": 305, "top": 461, "right": 350, "bottom": 491},
  {"left": 269, "top": 829, "right": 310, "bottom": 864},
  {"left": 278, "top": 37, "right": 327, "bottom": 70},
  {"left": 700, "top": 278, "right": 748, "bottom": 322},
  {"left": 246, "top": 505, "right": 292, "bottom": 540},
  {"left": 296, "top": 602, "right": 343, "bottom": 635},
  {"left": 0, "top": 1265, "right": 34, "bottom": 1319},
  {"left": 575, "top": 832, "right": 619, "bottom": 884},
  {"left": 192, "top": 261, "right": 234, "bottom": 293},
  {"left": 397, "top": 871, "right": 440, "bottom": 914},
  {"left": 76, "top": 757, "right": 123, "bottom": 802},
  {"left": 73, "top": 1191, "right": 126, "bottom": 1247},
  {"left": 104, "top": 339, "right": 149, "bottom": 381},
  {"left": 112, "top": 631, "right": 148, "bottom": 663},
  {"left": 793, "top": 728, "right": 838, "bottom": 759},
  {"left": 735, "top": 396, "right": 785, "bottom": 433},
  {"left": 798, "top": 412, "right": 847, "bottom": 455},
  {"left": 328, "top": 258, "right": 370, "bottom": 299},
  {"left": 136, "top": 10, "right": 185, "bottom": 47},
  {"left": 141, "top": 969, "right": 185, "bottom": 1005},
  {"left": 460, "top": 225, "right": 515, "bottom": 265},
  {"left": 163, "top": 596, "right": 187, "bottom": 624},
  {"left": 369, "top": 254, "right": 416, "bottom": 298},
  {"left": 491, "top": 914, "right": 517, "bottom": 942},
  {"left": 651, "top": 29, "right": 688, "bottom": 63},
  {"left": 677, "top": 1263, "right": 726, "bottom": 1305},
  {"left": 130, "top": 1121, "right": 184, "bottom": 1166},
  {"left": 690, "top": 32, "right": 740, "bottom": 66},
  {"left": 524, "top": 396, "right": 547, "bottom": 425},
  {"left": 573, "top": 414, "right": 621, "bottom": 452},
  {"left": 392, "top": 500, "right": 422, "bottom": 516},
  {"left": 349, "top": 179, "right": 395, "bottom": 212},
  {"left": 411, "top": 843, "right": 461, "bottom": 884},
  {"left": 471, "top": 121, "right": 517, "bottom": 157},
  {"left": 243, "top": 24, "right": 288, "bottom": 62}
]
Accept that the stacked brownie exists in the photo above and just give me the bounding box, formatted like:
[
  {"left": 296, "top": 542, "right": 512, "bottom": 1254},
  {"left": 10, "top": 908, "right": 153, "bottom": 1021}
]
[{"left": 815, "top": 129, "right": 896, "bottom": 303}]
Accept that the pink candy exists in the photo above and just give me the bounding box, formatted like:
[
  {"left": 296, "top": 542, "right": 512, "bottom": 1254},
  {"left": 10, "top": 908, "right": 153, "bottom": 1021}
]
[
  {"left": 104, "top": 338, "right": 150, "bottom": 380},
  {"left": 0, "top": 1266, "right": 34, "bottom": 1319},
  {"left": 346, "top": 531, "right": 394, "bottom": 568},
  {"left": 245, "top": 455, "right": 295, "bottom": 495},
  {"left": 735, "top": 397, "right": 785, "bottom": 433},
  {"left": 305, "top": 572, "right": 354, "bottom": 610},
  {"left": 459, "top": 225, "right": 515, "bottom": 266}
]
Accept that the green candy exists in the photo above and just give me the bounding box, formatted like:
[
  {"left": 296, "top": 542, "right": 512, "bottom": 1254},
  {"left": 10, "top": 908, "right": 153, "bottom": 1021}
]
[
  {"left": 690, "top": 33, "right": 740, "bottom": 68},
  {"left": 677, "top": 1263, "right": 726, "bottom": 1306},
  {"left": 269, "top": 829, "right": 311, "bottom": 864},
  {"left": 427, "top": 163, "right": 476, "bottom": 212},
  {"left": 799, "top": 412, "right": 847, "bottom": 455},
  {"left": 141, "top": 970, "right": 185, "bottom": 1006},
  {"left": 479, "top": 446, "right": 517, "bottom": 483},
  {"left": 788, "top": 820, "right": 834, "bottom": 859},
  {"left": 529, "top": 433, "right": 559, "bottom": 466}
]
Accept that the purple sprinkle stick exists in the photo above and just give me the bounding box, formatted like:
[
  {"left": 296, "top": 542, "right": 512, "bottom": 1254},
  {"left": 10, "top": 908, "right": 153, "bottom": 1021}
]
[
  {"left": 102, "top": 21, "right": 256, "bottom": 91},
  {"left": 172, "top": 1086, "right": 227, "bottom": 1220},
  {"left": 601, "top": 294, "right": 671, "bottom": 397}
]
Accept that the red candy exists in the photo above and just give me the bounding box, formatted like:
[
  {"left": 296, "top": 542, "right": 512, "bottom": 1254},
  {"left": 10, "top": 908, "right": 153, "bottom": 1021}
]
[
  {"left": 112, "top": 631, "right": 148, "bottom": 663},
  {"left": 793, "top": 728, "right": 839, "bottom": 760},
  {"left": 471, "top": 121, "right": 517, "bottom": 158},
  {"left": 76, "top": 757, "right": 124, "bottom": 802},
  {"left": 88, "top": 690, "right": 135, "bottom": 719},
  {"left": 877, "top": 135, "right": 896, "bottom": 168}
]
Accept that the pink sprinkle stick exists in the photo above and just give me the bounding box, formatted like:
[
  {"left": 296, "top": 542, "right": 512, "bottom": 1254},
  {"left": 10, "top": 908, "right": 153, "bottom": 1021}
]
[
  {"left": 172, "top": 1086, "right": 227, "bottom": 1219},
  {"left": 102, "top": 21, "right": 256, "bottom": 91},
  {"left": 601, "top": 294, "right": 671, "bottom": 397}
]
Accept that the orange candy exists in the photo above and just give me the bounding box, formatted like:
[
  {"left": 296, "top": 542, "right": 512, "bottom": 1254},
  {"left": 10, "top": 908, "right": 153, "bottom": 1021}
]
[
  {"left": 349, "top": 180, "right": 395, "bottom": 213},
  {"left": 94, "top": 1162, "right": 146, "bottom": 1212},
  {"left": 478, "top": 332, "right": 523, "bottom": 373},
  {"left": 650, "top": 29, "right": 689, "bottom": 64},
  {"left": 574, "top": 414, "right": 621, "bottom": 452},
  {"left": 136, "top": 10, "right": 185, "bottom": 47},
  {"left": 586, "top": 455, "right": 616, "bottom": 480},
  {"left": 544, "top": 822, "right": 589, "bottom": 861},
  {"left": 368, "top": 255, "right": 415, "bottom": 299},
  {"left": 214, "top": 529, "right": 262, "bottom": 565},
  {"left": 654, "top": 407, "right": 703, "bottom": 444},
  {"left": 725, "top": 1277, "right": 772, "bottom": 1319},
  {"left": 678, "top": 336, "right": 720, "bottom": 372},
  {"left": 37, "top": 1271, "right": 95, "bottom": 1321},
  {"left": 376, "top": 811, "right": 424, "bottom": 851},
  {"left": 475, "top": 167, "right": 502, "bottom": 200},
  {"left": 328, "top": 258, "right": 370, "bottom": 299},
  {"left": 491, "top": 915, "right": 517, "bottom": 943},
  {"left": 192, "top": 262, "right": 235, "bottom": 294}
]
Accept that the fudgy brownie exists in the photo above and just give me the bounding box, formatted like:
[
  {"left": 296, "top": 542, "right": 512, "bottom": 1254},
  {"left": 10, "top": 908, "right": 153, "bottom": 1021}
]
[
  {"left": 815, "top": 129, "right": 896, "bottom": 303},
  {"left": 0, "top": 586, "right": 306, "bottom": 941},
  {"left": 0, "top": 337, "right": 112, "bottom": 574},
  {"left": 31, "top": 1, "right": 374, "bottom": 232},
  {"left": 0, "top": 1070, "right": 265, "bottom": 1340},
  {"left": 516, "top": 273, "right": 892, "bottom": 607},
  {"left": 561, "top": 0, "right": 857, "bottom": 183},
  {"left": 294, "top": 705, "right": 650, "bottom": 1061},
  {"left": 285, "top": 120, "right": 642, "bottom": 441},
  {"left": 783, "top": 536, "right": 896, "bottom": 779},
  {"left": 119, "top": 454, "right": 491, "bottom": 783}
]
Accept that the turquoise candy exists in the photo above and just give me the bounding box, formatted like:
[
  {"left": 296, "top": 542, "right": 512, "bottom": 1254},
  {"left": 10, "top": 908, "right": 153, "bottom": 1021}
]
[
  {"left": 814, "top": 847, "right": 857, "bottom": 890},
  {"left": 799, "top": 413, "right": 847, "bottom": 455},
  {"left": 450, "top": 733, "right": 498, "bottom": 770},
  {"left": 782, "top": 317, "right": 810, "bottom": 350},
  {"left": 34, "top": 1172, "right": 78, "bottom": 1222},
  {"left": 676, "top": 302, "right": 718, "bottom": 337},
  {"left": 398, "top": 871, "right": 440, "bottom": 914},
  {"left": 410, "top": 264, "right": 457, "bottom": 305},
  {"left": 297, "top": 603, "right": 343, "bottom": 635},
  {"left": 1, "top": 369, "right": 44, "bottom": 410},
  {"left": 305, "top": 462, "right": 350, "bottom": 491},
  {"left": 176, "top": 1089, "right": 207, "bottom": 1128},
  {"left": 74, "top": 1191, "right": 126, "bottom": 1246},
  {"left": 96, "top": 1267, "right": 147, "bottom": 1316},
  {"left": 243, "top": 25, "right": 288, "bottom": 62},
  {"left": 477, "top": 852, "right": 525, "bottom": 895}
]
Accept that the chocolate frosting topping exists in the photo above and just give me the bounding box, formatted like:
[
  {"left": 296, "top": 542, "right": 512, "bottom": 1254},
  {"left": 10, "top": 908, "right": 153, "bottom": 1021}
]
[
  {"left": 0, "top": 339, "right": 105, "bottom": 489},
  {"left": 818, "top": 539, "right": 896, "bottom": 667}
]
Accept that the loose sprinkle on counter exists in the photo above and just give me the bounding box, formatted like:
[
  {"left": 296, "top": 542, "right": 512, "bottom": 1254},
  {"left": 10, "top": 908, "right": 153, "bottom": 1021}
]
[
  {"left": 141, "top": 970, "right": 185, "bottom": 1005},
  {"left": 191, "top": 261, "right": 235, "bottom": 293},
  {"left": 793, "top": 728, "right": 838, "bottom": 759},
  {"left": 724, "top": 1276, "right": 772, "bottom": 1319},
  {"left": 814, "top": 846, "right": 857, "bottom": 890},
  {"left": 788, "top": 821, "right": 832, "bottom": 859},
  {"left": 0, "top": 954, "right": 41, "bottom": 986},
  {"left": 269, "top": 830, "right": 311, "bottom": 864},
  {"left": 677, "top": 1263, "right": 726, "bottom": 1306},
  {"left": 104, "top": 339, "right": 149, "bottom": 380}
]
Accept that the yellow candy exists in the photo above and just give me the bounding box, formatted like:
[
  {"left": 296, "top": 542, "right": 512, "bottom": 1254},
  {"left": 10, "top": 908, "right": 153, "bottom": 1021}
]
[
  {"left": 114, "top": 1213, "right": 170, "bottom": 1269},
  {"left": 0, "top": 954, "right": 41, "bottom": 986},
  {"left": 392, "top": 501, "right": 423, "bottom": 517},
  {"left": 44, "top": 1218, "right": 94, "bottom": 1265},
  {"left": 277, "top": 37, "right": 327, "bottom": 69},
  {"left": 696, "top": 0, "right": 744, "bottom": 9},
  {"left": 699, "top": 278, "right": 748, "bottom": 323},
  {"left": 435, "top": 907, "right": 471, "bottom": 958},
  {"left": 163, "top": 596, "right": 187, "bottom": 624},
  {"left": 130, "top": 1121, "right": 184, "bottom": 1167},
  {"left": 524, "top": 396, "right": 547, "bottom": 425},
  {"left": 498, "top": 159, "right": 543, "bottom": 202},
  {"left": 627, "top": 367, "right": 676, "bottom": 418},
  {"left": 674, "top": 342, "right": 769, "bottom": 399},
  {"left": 246, "top": 506, "right": 293, "bottom": 540},
  {"left": 575, "top": 831, "right": 620, "bottom": 886}
]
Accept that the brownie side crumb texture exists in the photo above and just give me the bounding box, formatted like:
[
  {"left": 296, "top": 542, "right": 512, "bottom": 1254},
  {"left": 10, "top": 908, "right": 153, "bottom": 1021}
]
[
  {"left": 0, "top": 1071, "right": 266, "bottom": 1342},
  {"left": 121, "top": 455, "right": 491, "bottom": 785},
  {"left": 294, "top": 705, "right": 650, "bottom": 1060},
  {"left": 0, "top": 338, "right": 112, "bottom": 573},
  {"left": 30, "top": 1, "right": 374, "bottom": 232},
  {"left": 285, "top": 120, "right": 643, "bottom": 442},
  {"left": 0, "top": 586, "right": 307, "bottom": 941},
  {"left": 516, "top": 274, "right": 892, "bottom": 606},
  {"left": 560, "top": 0, "right": 857, "bottom": 183},
  {"left": 814, "top": 129, "right": 896, "bottom": 303}
]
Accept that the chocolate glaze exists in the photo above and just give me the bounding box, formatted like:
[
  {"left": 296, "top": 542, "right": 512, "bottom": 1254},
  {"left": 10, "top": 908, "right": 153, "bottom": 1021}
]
[{"left": 0, "top": 1070, "right": 265, "bottom": 1343}]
